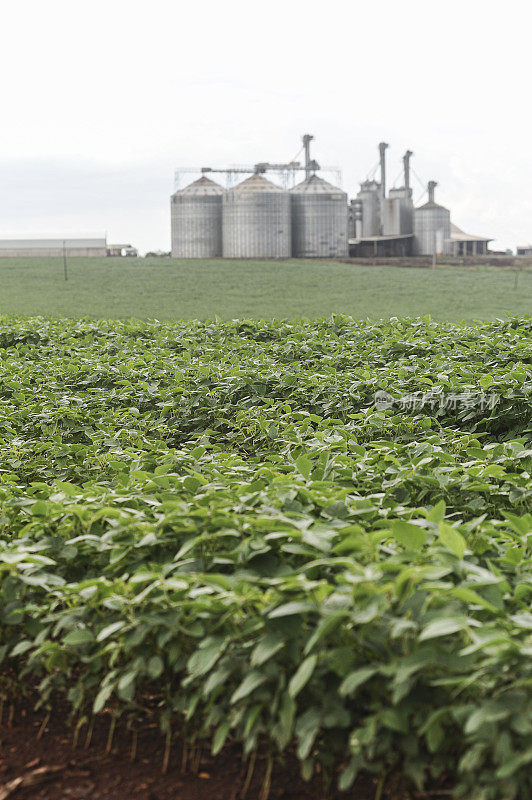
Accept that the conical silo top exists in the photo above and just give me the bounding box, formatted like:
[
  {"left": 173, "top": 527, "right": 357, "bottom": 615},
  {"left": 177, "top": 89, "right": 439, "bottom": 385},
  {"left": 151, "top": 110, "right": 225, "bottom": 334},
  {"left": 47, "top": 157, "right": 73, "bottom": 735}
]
[
  {"left": 291, "top": 174, "right": 345, "bottom": 196},
  {"left": 228, "top": 173, "right": 285, "bottom": 194},
  {"left": 416, "top": 200, "right": 449, "bottom": 212},
  {"left": 175, "top": 176, "right": 224, "bottom": 196}
]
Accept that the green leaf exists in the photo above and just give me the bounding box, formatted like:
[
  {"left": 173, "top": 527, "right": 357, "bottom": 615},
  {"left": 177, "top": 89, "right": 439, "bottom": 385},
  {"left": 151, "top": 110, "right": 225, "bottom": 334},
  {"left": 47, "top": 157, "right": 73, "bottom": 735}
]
[
  {"left": 117, "top": 670, "right": 137, "bottom": 701},
  {"left": 274, "top": 691, "right": 295, "bottom": 750},
  {"left": 295, "top": 455, "right": 312, "bottom": 480},
  {"left": 63, "top": 629, "right": 94, "bottom": 646},
  {"left": 187, "top": 638, "right": 226, "bottom": 680},
  {"left": 438, "top": 523, "right": 466, "bottom": 558},
  {"left": 147, "top": 655, "right": 164, "bottom": 678},
  {"left": 295, "top": 708, "right": 322, "bottom": 760},
  {"left": 250, "top": 631, "right": 286, "bottom": 667},
  {"left": 427, "top": 500, "right": 446, "bottom": 523},
  {"left": 212, "top": 720, "right": 231, "bottom": 755},
  {"left": 269, "top": 601, "right": 315, "bottom": 619},
  {"left": 10, "top": 640, "right": 33, "bottom": 657},
  {"left": 419, "top": 617, "right": 467, "bottom": 641},
  {"left": 391, "top": 520, "right": 427, "bottom": 552},
  {"left": 496, "top": 748, "right": 532, "bottom": 779},
  {"left": 96, "top": 621, "right": 126, "bottom": 642},
  {"left": 339, "top": 666, "right": 378, "bottom": 696},
  {"left": 303, "top": 612, "right": 346, "bottom": 655},
  {"left": 338, "top": 755, "right": 363, "bottom": 791},
  {"left": 93, "top": 683, "right": 114, "bottom": 713},
  {"left": 231, "top": 671, "right": 268, "bottom": 704},
  {"left": 288, "top": 655, "right": 317, "bottom": 698}
]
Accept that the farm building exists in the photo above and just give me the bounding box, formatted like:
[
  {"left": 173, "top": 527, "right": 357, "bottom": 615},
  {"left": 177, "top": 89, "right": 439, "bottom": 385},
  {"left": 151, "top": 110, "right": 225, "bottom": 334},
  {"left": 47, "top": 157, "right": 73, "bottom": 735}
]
[
  {"left": 107, "top": 243, "right": 139, "bottom": 257},
  {"left": 447, "top": 223, "right": 492, "bottom": 256},
  {"left": 349, "top": 148, "right": 493, "bottom": 258},
  {"left": 172, "top": 135, "right": 495, "bottom": 260},
  {"left": 0, "top": 238, "right": 107, "bottom": 258}
]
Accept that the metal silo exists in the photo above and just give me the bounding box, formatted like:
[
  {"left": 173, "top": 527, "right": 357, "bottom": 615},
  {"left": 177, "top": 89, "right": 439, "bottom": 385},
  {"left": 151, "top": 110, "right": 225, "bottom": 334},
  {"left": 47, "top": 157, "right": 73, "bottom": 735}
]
[
  {"left": 171, "top": 176, "right": 224, "bottom": 258},
  {"left": 413, "top": 182, "right": 451, "bottom": 255},
  {"left": 222, "top": 174, "right": 291, "bottom": 258},
  {"left": 383, "top": 188, "right": 414, "bottom": 236},
  {"left": 356, "top": 180, "right": 381, "bottom": 237},
  {"left": 290, "top": 175, "right": 347, "bottom": 258}
]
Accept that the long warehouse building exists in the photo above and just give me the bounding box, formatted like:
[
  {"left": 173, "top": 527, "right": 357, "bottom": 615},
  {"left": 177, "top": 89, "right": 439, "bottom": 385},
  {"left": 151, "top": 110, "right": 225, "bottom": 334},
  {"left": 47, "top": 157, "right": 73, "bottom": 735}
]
[{"left": 0, "top": 238, "right": 108, "bottom": 257}]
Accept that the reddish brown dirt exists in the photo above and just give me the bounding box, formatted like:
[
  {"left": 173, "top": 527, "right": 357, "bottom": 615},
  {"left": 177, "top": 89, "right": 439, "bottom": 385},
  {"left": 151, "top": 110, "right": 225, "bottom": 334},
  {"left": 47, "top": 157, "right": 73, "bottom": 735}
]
[{"left": 0, "top": 704, "right": 401, "bottom": 800}]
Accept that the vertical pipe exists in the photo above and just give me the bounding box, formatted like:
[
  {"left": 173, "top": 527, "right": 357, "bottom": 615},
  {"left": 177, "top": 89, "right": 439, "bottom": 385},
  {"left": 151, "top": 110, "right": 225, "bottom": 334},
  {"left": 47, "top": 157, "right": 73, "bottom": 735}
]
[
  {"left": 403, "top": 150, "right": 413, "bottom": 191},
  {"left": 303, "top": 134, "right": 314, "bottom": 179},
  {"left": 428, "top": 181, "right": 437, "bottom": 203},
  {"left": 378, "top": 142, "right": 389, "bottom": 198}
]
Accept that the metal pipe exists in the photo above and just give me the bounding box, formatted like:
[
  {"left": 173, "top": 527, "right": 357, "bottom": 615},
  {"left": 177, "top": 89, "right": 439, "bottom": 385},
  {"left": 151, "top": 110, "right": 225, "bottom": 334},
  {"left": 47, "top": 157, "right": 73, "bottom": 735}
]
[
  {"left": 428, "top": 180, "right": 437, "bottom": 203},
  {"left": 403, "top": 150, "right": 413, "bottom": 191},
  {"left": 303, "top": 134, "right": 314, "bottom": 179},
  {"left": 378, "top": 142, "right": 389, "bottom": 198}
]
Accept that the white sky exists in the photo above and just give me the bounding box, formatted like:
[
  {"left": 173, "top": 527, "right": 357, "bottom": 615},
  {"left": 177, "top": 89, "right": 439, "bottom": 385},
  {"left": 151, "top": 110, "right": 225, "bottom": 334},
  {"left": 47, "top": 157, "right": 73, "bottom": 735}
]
[{"left": 0, "top": 0, "right": 530, "bottom": 253}]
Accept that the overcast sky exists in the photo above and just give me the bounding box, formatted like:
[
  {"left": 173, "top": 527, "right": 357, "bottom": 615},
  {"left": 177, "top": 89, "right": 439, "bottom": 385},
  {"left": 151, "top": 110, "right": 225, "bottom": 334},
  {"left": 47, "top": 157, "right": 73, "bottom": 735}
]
[{"left": 0, "top": 0, "right": 529, "bottom": 253}]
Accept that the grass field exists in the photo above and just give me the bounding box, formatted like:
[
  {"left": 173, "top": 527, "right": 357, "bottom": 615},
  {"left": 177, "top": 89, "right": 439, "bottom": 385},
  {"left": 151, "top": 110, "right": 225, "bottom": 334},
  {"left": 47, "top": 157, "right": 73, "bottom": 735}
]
[{"left": 0, "top": 257, "right": 529, "bottom": 320}]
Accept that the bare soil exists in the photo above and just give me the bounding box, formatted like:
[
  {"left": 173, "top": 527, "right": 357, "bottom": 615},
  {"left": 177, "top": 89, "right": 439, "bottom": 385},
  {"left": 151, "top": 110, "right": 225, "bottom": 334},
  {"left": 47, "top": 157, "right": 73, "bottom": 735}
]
[{"left": 0, "top": 702, "right": 402, "bottom": 800}]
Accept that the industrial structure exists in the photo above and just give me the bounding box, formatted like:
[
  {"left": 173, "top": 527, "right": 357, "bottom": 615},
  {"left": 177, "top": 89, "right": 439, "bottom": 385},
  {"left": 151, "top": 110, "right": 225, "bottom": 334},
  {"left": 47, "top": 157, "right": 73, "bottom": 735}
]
[
  {"left": 171, "top": 176, "right": 223, "bottom": 258},
  {"left": 0, "top": 238, "right": 140, "bottom": 258},
  {"left": 171, "top": 135, "right": 347, "bottom": 259},
  {"left": 290, "top": 175, "right": 347, "bottom": 258},
  {"left": 349, "top": 144, "right": 492, "bottom": 257},
  {"left": 171, "top": 135, "right": 493, "bottom": 260},
  {"left": 0, "top": 238, "right": 108, "bottom": 258},
  {"left": 107, "top": 243, "right": 139, "bottom": 257},
  {"left": 222, "top": 174, "right": 291, "bottom": 259}
]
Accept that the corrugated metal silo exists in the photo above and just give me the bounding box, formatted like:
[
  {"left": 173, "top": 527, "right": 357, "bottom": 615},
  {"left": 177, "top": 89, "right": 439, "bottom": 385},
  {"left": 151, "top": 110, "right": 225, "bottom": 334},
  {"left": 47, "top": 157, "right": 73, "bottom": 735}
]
[
  {"left": 356, "top": 180, "right": 381, "bottom": 237},
  {"left": 384, "top": 188, "right": 414, "bottom": 236},
  {"left": 290, "top": 175, "right": 348, "bottom": 258},
  {"left": 413, "top": 183, "right": 451, "bottom": 255},
  {"left": 171, "top": 176, "right": 224, "bottom": 258},
  {"left": 222, "top": 174, "right": 291, "bottom": 258}
]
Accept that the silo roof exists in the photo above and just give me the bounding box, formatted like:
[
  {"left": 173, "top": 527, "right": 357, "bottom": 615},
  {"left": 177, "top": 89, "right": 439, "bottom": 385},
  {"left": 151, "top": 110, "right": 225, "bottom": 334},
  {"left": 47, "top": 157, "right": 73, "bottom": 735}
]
[
  {"left": 416, "top": 200, "right": 449, "bottom": 212},
  {"left": 290, "top": 174, "right": 345, "bottom": 195},
  {"left": 228, "top": 173, "right": 285, "bottom": 193},
  {"left": 174, "top": 176, "right": 224, "bottom": 196}
]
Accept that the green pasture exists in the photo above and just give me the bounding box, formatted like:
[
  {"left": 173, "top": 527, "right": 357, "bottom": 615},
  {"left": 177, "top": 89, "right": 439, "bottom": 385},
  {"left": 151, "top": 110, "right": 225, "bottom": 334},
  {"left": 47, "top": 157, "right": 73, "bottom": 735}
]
[{"left": 0, "top": 257, "right": 528, "bottom": 320}]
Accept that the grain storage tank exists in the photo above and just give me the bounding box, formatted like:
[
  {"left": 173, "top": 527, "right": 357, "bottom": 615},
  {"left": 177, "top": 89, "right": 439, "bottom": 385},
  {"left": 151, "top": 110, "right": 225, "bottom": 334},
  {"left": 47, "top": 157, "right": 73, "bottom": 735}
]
[
  {"left": 222, "top": 174, "right": 291, "bottom": 258},
  {"left": 383, "top": 188, "right": 414, "bottom": 236},
  {"left": 171, "top": 176, "right": 224, "bottom": 258},
  {"left": 290, "top": 175, "right": 348, "bottom": 258},
  {"left": 413, "top": 182, "right": 451, "bottom": 255},
  {"left": 356, "top": 180, "right": 381, "bottom": 237}
]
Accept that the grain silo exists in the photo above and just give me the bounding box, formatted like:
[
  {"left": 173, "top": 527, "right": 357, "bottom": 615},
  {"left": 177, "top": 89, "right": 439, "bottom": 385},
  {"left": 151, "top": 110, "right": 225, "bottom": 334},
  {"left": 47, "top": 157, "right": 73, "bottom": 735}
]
[
  {"left": 290, "top": 175, "right": 348, "bottom": 258},
  {"left": 171, "top": 176, "right": 224, "bottom": 258},
  {"left": 222, "top": 174, "right": 291, "bottom": 258},
  {"left": 383, "top": 150, "right": 414, "bottom": 236},
  {"left": 356, "top": 180, "right": 381, "bottom": 237},
  {"left": 413, "top": 181, "right": 451, "bottom": 255},
  {"left": 383, "top": 188, "right": 414, "bottom": 236}
]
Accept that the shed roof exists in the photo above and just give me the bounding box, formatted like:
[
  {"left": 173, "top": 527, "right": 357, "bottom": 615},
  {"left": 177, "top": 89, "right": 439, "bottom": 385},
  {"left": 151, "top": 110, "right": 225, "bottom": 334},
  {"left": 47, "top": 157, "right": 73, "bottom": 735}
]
[
  {"left": 0, "top": 238, "right": 106, "bottom": 249},
  {"left": 450, "top": 223, "right": 492, "bottom": 243},
  {"left": 348, "top": 234, "right": 414, "bottom": 244}
]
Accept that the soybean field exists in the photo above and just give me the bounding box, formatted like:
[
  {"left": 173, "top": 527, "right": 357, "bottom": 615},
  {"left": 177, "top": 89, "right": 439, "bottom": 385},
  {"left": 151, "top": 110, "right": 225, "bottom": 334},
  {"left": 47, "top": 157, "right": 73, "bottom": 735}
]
[{"left": 0, "top": 315, "right": 531, "bottom": 798}]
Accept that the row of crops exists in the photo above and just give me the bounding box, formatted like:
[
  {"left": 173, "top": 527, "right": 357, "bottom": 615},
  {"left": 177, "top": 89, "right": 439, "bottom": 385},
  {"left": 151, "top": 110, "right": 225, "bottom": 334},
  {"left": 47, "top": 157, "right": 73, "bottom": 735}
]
[{"left": 0, "top": 315, "right": 531, "bottom": 799}]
